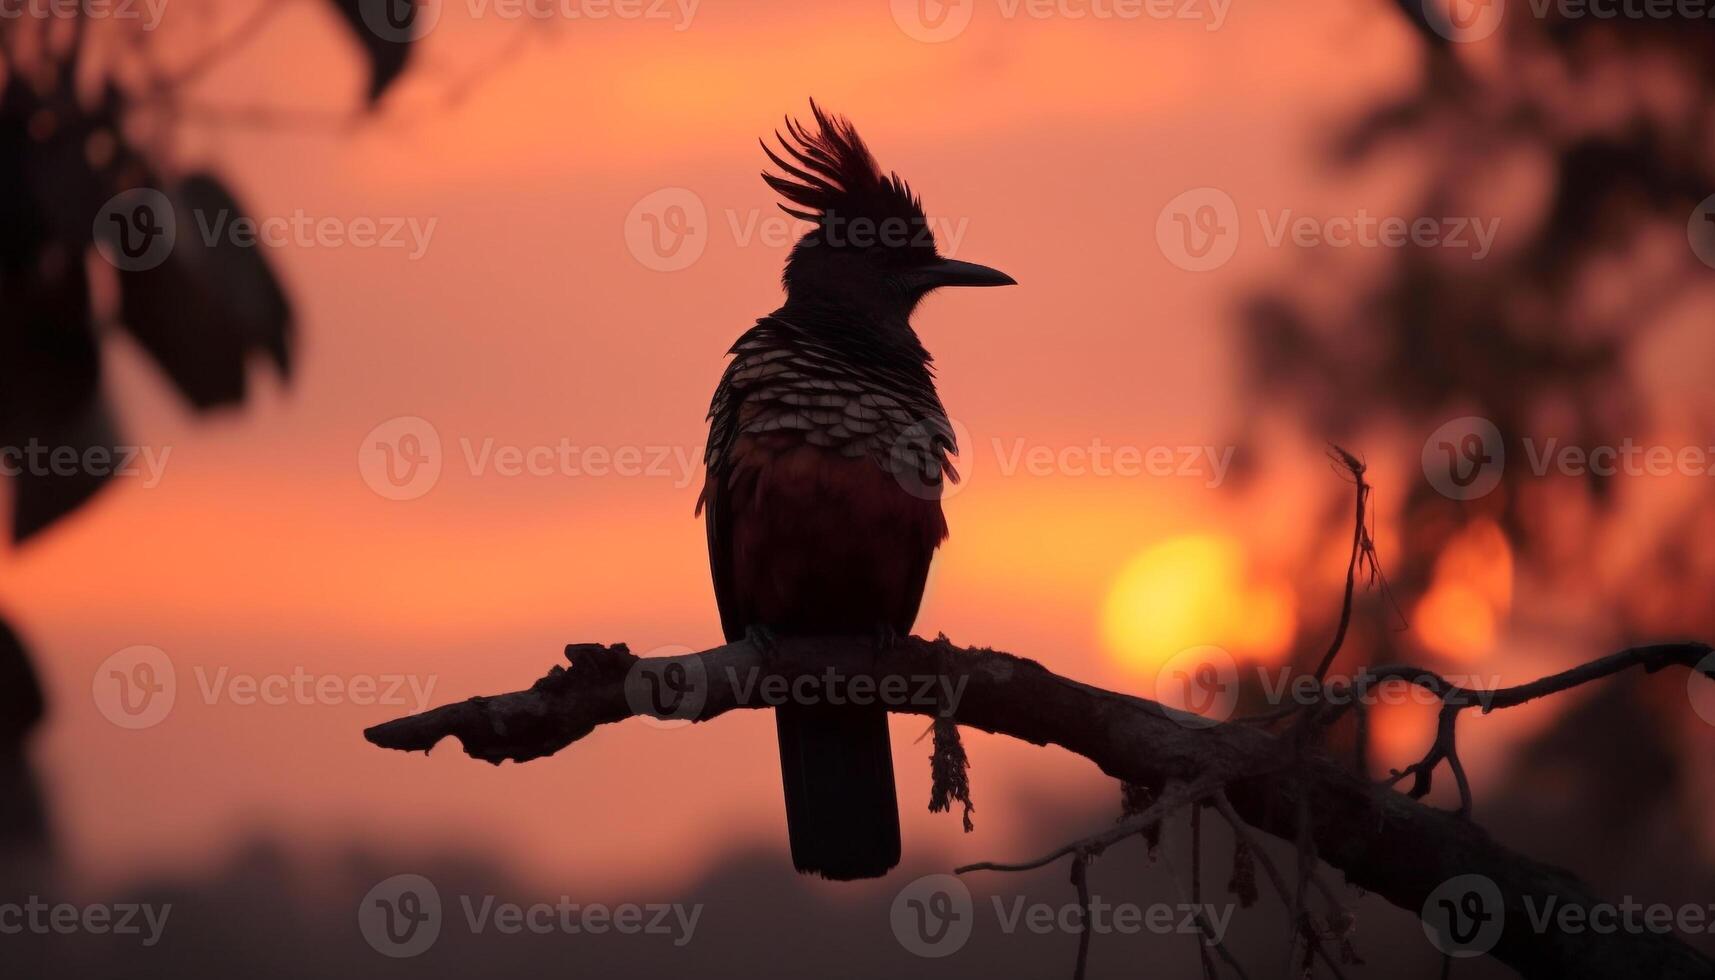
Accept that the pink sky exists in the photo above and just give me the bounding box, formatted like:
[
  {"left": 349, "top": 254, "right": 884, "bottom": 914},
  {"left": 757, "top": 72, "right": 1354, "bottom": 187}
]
[{"left": 3, "top": 0, "right": 1641, "bottom": 893}]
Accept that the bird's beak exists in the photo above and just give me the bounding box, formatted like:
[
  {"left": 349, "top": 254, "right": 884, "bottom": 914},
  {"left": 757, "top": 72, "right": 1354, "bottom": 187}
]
[{"left": 914, "top": 258, "right": 1017, "bottom": 289}]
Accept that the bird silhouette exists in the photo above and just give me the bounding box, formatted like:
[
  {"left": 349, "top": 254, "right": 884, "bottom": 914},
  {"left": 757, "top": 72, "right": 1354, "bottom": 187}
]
[{"left": 700, "top": 101, "right": 1015, "bottom": 880}]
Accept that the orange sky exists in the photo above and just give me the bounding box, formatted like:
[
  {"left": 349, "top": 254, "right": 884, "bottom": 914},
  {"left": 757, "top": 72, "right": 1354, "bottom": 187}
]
[{"left": 4, "top": 0, "right": 1695, "bottom": 894}]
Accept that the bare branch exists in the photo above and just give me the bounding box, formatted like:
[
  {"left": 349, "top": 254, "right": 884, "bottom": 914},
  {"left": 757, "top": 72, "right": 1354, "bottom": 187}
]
[{"left": 366, "top": 633, "right": 1715, "bottom": 979}]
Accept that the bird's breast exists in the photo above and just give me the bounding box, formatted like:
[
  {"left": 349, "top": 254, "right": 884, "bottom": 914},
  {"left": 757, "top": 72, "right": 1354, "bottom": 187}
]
[{"left": 718, "top": 434, "right": 947, "bottom": 635}]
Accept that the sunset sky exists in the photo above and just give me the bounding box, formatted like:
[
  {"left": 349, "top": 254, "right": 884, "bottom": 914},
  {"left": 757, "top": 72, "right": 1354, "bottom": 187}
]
[{"left": 3, "top": 0, "right": 1710, "bottom": 901}]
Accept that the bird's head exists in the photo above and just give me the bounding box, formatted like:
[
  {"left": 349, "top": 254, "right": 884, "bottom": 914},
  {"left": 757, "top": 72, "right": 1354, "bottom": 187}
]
[{"left": 763, "top": 101, "right": 1014, "bottom": 323}]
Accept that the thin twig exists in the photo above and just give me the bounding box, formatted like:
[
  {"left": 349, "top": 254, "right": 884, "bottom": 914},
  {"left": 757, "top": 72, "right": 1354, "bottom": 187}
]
[
  {"left": 957, "top": 774, "right": 1225, "bottom": 875},
  {"left": 1312, "top": 445, "right": 1374, "bottom": 683},
  {"left": 1191, "top": 805, "right": 1220, "bottom": 980},
  {"left": 1069, "top": 853, "right": 1092, "bottom": 980},
  {"left": 1212, "top": 793, "right": 1352, "bottom": 980}
]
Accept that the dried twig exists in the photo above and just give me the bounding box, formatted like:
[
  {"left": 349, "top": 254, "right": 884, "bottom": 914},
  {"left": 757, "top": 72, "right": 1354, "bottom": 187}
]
[{"left": 1212, "top": 793, "right": 1352, "bottom": 980}]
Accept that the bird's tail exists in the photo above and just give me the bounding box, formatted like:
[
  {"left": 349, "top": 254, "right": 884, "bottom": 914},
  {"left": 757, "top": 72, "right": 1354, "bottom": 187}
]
[{"left": 774, "top": 700, "right": 901, "bottom": 880}]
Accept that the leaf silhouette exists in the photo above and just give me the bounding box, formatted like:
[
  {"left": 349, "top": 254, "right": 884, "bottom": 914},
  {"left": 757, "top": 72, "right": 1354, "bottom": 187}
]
[
  {"left": 0, "top": 251, "right": 119, "bottom": 543},
  {"left": 0, "top": 614, "right": 43, "bottom": 746},
  {"left": 326, "top": 0, "right": 420, "bottom": 105},
  {"left": 115, "top": 174, "right": 295, "bottom": 410},
  {"left": 0, "top": 76, "right": 51, "bottom": 271}
]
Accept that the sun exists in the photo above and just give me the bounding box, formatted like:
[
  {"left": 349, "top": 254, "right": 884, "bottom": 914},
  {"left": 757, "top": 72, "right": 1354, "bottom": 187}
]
[{"left": 1102, "top": 534, "right": 1295, "bottom": 674}]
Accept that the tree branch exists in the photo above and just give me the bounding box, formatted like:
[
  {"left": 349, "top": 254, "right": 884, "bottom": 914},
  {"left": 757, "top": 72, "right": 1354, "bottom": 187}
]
[{"left": 365, "top": 634, "right": 1715, "bottom": 979}]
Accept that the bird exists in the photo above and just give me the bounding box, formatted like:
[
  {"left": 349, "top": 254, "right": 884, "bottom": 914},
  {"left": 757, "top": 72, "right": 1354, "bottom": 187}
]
[{"left": 699, "top": 101, "right": 1015, "bottom": 880}]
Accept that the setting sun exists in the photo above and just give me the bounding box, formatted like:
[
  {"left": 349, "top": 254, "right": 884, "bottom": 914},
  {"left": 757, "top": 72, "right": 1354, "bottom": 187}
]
[{"left": 1101, "top": 534, "right": 1296, "bottom": 673}]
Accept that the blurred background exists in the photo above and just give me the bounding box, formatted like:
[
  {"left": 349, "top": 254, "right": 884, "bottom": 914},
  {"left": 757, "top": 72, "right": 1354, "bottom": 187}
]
[{"left": 1, "top": 0, "right": 1713, "bottom": 975}]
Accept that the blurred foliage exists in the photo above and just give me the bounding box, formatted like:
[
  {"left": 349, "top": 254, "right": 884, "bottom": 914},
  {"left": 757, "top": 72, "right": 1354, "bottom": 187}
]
[
  {"left": 1238, "top": 8, "right": 1715, "bottom": 885},
  {"left": 0, "top": 1, "right": 423, "bottom": 825},
  {"left": 1244, "top": 15, "right": 1715, "bottom": 641}
]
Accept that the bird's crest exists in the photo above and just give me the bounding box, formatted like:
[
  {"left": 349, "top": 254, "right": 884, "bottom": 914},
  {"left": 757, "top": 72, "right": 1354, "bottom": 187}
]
[{"left": 761, "top": 101, "right": 936, "bottom": 257}]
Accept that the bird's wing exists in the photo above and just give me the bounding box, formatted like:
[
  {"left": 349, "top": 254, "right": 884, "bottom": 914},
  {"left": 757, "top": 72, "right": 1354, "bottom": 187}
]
[
  {"left": 701, "top": 322, "right": 769, "bottom": 644},
  {"left": 700, "top": 461, "right": 747, "bottom": 643}
]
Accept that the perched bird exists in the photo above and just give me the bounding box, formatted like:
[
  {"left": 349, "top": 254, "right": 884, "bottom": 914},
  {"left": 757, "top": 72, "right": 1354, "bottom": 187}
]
[{"left": 700, "top": 102, "right": 1015, "bottom": 880}]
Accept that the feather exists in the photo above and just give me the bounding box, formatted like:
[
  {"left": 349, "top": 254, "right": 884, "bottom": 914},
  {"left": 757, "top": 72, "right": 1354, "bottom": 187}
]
[{"left": 759, "top": 100, "right": 936, "bottom": 260}]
